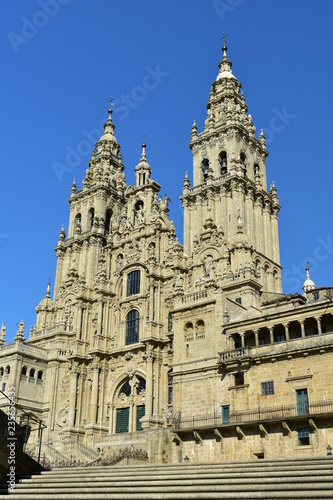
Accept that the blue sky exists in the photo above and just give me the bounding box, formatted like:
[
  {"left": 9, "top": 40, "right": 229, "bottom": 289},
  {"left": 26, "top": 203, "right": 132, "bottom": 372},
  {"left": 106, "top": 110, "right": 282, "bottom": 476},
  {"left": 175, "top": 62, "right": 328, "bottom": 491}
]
[{"left": 1, "top": 0, "right": 333, "bottom": 342}]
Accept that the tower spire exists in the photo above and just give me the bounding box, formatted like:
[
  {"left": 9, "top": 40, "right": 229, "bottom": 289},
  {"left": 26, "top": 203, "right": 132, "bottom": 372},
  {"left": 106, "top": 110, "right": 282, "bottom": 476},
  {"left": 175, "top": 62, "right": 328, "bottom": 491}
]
[{"left": 217, "top": 35, "right": 235, "bottom": 80}]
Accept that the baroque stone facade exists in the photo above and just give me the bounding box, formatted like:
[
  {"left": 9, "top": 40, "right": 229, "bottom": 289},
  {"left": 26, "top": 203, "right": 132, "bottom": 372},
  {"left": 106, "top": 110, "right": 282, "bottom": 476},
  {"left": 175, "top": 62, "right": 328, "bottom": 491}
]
[{"left": 1, "top": 45, "right": 333, "bottom": 464}]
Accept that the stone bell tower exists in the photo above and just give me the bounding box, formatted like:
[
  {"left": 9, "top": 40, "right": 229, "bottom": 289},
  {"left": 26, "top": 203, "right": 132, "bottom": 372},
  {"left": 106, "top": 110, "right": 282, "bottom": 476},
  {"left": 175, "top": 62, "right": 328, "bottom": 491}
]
[{"left": 181, "top": 43, "right": 282, "bottom": 293}]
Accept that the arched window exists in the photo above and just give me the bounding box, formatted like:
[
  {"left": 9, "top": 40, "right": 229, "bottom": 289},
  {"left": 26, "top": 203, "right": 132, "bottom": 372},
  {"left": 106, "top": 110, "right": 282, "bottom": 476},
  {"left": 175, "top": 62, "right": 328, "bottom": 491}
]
[
  {"left": 118, "top": 380, "right": 131, "bottom": 397},
  {"left": 127, "top": 270, "right": 140, "bottom": 296},
  {"left": 184, "top": 322, "right": 194, "bottom": 342},
  {"left": 201, "top": 159, "right": 209, "bottom": 183},
  {"left": 5, "top": 366, "right": 10, "bottom": 375},
  {"left": 37, "top": 370, "right": 43, "bottom": 381},
  {"left": 105, "top": 209, "right": 112, "bottom": 233},
  {"left": 21, "top": 366, "right": 27, "bottom": 376},
  {"left": 136, "top": 377, "right": 146, "bottom": 395},
  {"left": 126, "top": 310, "right": 140, "bottom": 345},
  {"left": 196, "top": 320, "right": 205, "bottom": 339},
  {"left": 88, "top": 208, "right": 95, "bottom": 230},
  {"left": 219, "top": 151, "right": 227, "bottom": 174},
  {"left": 240, "top": 152, "right": 247, "bottom": 176},
  {"left": 29, "top": 368, "right": 35, "bottom": 379},
  {"left": 0, "top": 367, "right": 4, "bottom": 377}
]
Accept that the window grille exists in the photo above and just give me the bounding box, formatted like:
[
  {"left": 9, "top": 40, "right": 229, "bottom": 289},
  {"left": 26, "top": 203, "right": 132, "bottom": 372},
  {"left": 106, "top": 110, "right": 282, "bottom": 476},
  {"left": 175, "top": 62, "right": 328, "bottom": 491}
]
[
  {"left": 125, "top": 310, "right": 139, "bottom": 345},
  {"left": 261, "top": 381, "right": 274, "bottom": 395},
  {"left": 298, "top": 427, "right": 310, "bottom": 446},
  {"left": 127, "top": 270, "right": 140, "bottom": 296}
]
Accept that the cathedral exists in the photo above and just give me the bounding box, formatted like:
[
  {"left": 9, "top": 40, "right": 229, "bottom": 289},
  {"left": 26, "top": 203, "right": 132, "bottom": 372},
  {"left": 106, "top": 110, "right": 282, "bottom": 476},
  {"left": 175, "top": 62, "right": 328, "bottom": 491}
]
[{"left": 1, "top": 44, "right": 333, "bottom": 465}]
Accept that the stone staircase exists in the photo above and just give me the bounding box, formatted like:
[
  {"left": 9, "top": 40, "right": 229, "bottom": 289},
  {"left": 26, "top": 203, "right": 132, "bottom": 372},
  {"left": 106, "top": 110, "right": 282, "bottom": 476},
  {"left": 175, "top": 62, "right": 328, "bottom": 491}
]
[{"left": 1, "top": 456, "right": 333, "bottom": 499}]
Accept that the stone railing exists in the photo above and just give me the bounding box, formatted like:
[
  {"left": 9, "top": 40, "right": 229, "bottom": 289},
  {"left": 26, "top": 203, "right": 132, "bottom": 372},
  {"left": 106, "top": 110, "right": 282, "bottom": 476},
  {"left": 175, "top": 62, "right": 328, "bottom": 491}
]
[
  {"left": 84, "top": 447, "right": 148, "bottom": 467},
  {"left": 77, "top": 440, "right": 100, "bottom": 461},
  {"left": 219, "top": 347, "right": 251, "bottom": 362},
  {"left": 0, "top": 342, "right": 48, "bottom": 359},
  {"left": 27, "top": 442, "right": 71, "bottom": 468},
  {"left": 180, "top": 290, "right": 209, "bottom": 304}
]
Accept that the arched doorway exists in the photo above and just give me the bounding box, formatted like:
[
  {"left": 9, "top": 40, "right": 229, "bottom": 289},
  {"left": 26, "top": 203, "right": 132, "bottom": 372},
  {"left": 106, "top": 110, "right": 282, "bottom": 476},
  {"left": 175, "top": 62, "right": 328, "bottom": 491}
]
[{"left": 114, "top": 376, "right": 146, "bottom": 434}]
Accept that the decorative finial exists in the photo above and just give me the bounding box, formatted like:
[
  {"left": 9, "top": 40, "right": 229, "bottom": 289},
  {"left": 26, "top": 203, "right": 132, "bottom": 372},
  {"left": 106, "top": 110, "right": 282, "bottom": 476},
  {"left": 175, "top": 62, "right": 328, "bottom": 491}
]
[
  {"left": 46, "top": 278, "right": 51, "bottom": 297},
  {"left": 108, "top": 96, "right": 115, "bottom": 109},
  {"left": 71, "top": 178, "right": 77, "bottom": 195},
  {"left": 141, "top": 141, "right": 147, "bottom": 161},
  {"left": 220, "top": 32, "right": 228, "bottom": 56}
]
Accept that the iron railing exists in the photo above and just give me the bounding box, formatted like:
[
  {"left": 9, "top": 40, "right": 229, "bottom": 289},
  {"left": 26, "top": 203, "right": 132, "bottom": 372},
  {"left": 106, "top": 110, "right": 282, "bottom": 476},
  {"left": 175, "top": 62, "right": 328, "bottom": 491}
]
[
  {"left": 173, "top": 399, "right": 333, "bottom": 431},
  {"left": 0, "top": 390, "right": 46, "bottom": 463}
]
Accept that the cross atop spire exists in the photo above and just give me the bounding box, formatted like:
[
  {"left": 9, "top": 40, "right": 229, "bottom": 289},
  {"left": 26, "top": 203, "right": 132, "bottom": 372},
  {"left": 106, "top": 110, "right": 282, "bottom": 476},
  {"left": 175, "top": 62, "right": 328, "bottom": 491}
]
[
  {"left": 108, "top": 96, "right": 115, "bottom": 109},
  {"left": 221, "top": 32, "right": 228, "bottom": 46}
]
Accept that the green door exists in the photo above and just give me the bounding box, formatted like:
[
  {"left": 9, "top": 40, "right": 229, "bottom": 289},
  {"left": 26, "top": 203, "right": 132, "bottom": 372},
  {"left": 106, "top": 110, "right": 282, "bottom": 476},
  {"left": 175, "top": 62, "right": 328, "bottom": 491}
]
[
  {"left": 116, "top": 407, "right": 129, "bottom": 433},
  {"left": 296, "top": 389, "right": 308, "bottom": 416},
  {"left": 222, "top": 405, "right": 230, "bottom": 424},
  {"left": 136, "top": 405, "right": 145, "bottom": 431}
]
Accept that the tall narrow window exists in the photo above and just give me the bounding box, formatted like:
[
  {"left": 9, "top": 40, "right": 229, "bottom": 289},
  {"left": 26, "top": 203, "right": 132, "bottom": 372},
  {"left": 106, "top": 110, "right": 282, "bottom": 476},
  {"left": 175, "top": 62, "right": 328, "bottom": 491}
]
[
  {"left": 240, "top": 152, "right": 247, "bottom": 176},
  {"left": 126, "top": 310, "right": 140, "bottom": 345},
  {"left": 222, "top": 404, "right": 230, "bottom": 424},
  {"left": 219, "top": 151, "right": 227, "bottom": 174},
  {"left": 88, "top": 208, "right": 95, "bottom": 230},
  {"left": 105, "top": 209, "right": 112, "bottom": 233},
  {"left": 168, "top": 312, "right": 173, "bottom": 332},
  {"left": 168, "top": 371, "right": 173, "bottom": 406},
  {"left": 127, "top": 270, "right": 140, "bottom": 296},
  {"left": 201, "top": 158, "right": 209, "bottom": 183}
]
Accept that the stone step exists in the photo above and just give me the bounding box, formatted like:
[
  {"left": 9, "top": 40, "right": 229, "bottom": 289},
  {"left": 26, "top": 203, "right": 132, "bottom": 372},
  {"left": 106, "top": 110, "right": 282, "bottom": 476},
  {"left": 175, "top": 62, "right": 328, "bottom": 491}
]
[
  {"left": 8, "top": 478, "right": 333, "bottom": 491},
  {"left": 2, "top": 457, "right": 333, "bottom": 499},
  {"left": 3, "top": 490, "right": 333, "bottom": 499},
  {"left": 32, "top": 460, "right": 333, "bottom": 476},
  {"left": 39, "top": 456, "right": 332, "bottom": 470},
  {"left": 15, "top": 471, "right": 333, "bottom": 485}
]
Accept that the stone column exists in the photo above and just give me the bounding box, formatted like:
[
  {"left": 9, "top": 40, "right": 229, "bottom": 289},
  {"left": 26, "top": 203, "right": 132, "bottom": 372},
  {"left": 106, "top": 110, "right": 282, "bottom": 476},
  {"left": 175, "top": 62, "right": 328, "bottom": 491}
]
[
  {"left": 128, "top": 396, "right": 134, "bottom": 433},
  {"left": 68, "top": 367, "right": 78, "bottom": 427},
  {"left": 240, "top": 333, "right": 245, "bottom": 349},
  {"left": 284, "top": 324, "right": 290, "bottom": 342},
  {"left": 254, "top": 330, "right": 259, "bottom": 347},
  {"left": 316, "top": 317, "right": 322, "bottom": 335},
  {"left": 299, "top": 321, "right": 305, "bottom": 338},
  {"left": 149, "top": 281, "right": 154, "bottom": 321},
  {"left": 144, "top": 352, "right": 154, "bottom": 417},
  {"left": 98, "top": 369, "right": 105, "bottom": 423},
  {"left": 76, "top": 306, "right": 83, "bottom": 340},
  {"left": 108, "top": 403, "right": 113, "bottom": 434},
  {"left": 97, "top": 300, "right": 104, "bottom": 336},
  {"left": 269, "top": 328, "right": 274, "bottom": 344},
  {"left": 90, "top": 366, "right": 99, "bottom": 424}
]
